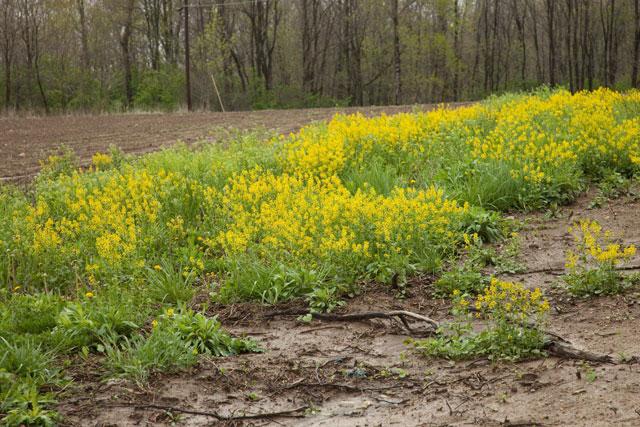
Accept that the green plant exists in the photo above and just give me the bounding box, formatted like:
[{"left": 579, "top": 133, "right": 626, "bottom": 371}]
[
  {"left": 305, "top": 284, "right": 347, "bottom": 313},
  {"left": 52, "top": 291, "right": 143, "bottom": 350},
  {"left": 461, "top": 205, "right": 506, "bottom": 241},
  {"left": 412, "top": 279, "right": 549, "bottom": 361},
  {"left": 0, "top": 293, "right": 64, "bottom": 335},
  {"left": 563, "top": 219, "right": 637, "bottom": 296},
  {"left": 1, "top": 382, "right": 59, "bottom": 427},
  {"left": 133, "top": 67, "right": 184, "bottom": 111},
  {"left": 156, "top": 306, "right": 261, "bottom": 356},
  {"left": 36, "top": 146, "right": 78, "bottom": 182},
  {"left": 0, "top": 339, "right": 62, "bottom": 427},
  {"left": 578, "top": 361, "right": 597, "bottom": 383},
  {"left": 216, "top": 258, "right": 329, "bottom": 305},
  {"left": 490, "top": 232, "right": 526, "bottom": 274},
  {"left": 0, "top": 338, "right": 60, "bottom": 385},
  {"left": 589, "top": 170, "right": 634, "bottom": 208},
  {"left": 103, "top": 328, "right": 198, "bottom": 385},
  {"left": 433, "top": 265, "right": 489, "bottom": 297},
  {"left": 433, "top": 231, "right": 523, "bottom": 297},
  {"left": 103, "top": 307, "right": 259, "bottom": 385},
  {"left": 146, "top": 260, "right": 196, "bottom": 305}
]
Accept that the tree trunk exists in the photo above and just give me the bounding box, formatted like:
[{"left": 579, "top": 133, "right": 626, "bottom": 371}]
[
  {"left": 512, "top": 0, "right": 526, "bottom": 83},
  {"left": 565, "top": 0, "right": 574, "bottom": 92},
  {"left": 545, "top": 0, "right": 556, "bottom": 86},
  {"left": 633, "top": 0, "right": 640, "bottom": 87},
  {"left": 120, "top": 0, "right": 135, "bottom": 108},
  {"left": 76, "top": 0, "right": 90, "bottom": 69},
  {"left": 1, "top": 0, "right": 16, "bottom": 109},
  {"left": 244, "top": 0, "right": 281, "bottom": 91},
  {"left": 392, "top": 0, "right": 401, "bottom": 104},
  {"left": 529, "top": 0, "right": 543, "bottom": 82},
  {"left": 301, "top": 0, "right": 320, "bottom": 93}
]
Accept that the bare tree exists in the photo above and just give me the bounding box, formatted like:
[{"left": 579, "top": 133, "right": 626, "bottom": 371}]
[
  {"left": 243, "top": 0, "right": 281, "bottom": 91},
  {"left": 0, "top": 0, "right": 17, "bottom": 109},
  {"left": 19, "top": 0, "right": 49, "bottom": 112},
  {"left": 633, "top": 0, "right": 640, "bottom": 88},
  {"left": 391, "top": 0, "right": 401, "bottom": 104},
  {"left": 119, "top": 0, "right": 135, "bottom": 107}
]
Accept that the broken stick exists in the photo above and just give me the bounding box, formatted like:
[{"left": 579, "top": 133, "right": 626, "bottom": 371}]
[
  {"left": 111, "top": 402, "right": 309, "bottom": 421},
  {"left": 265, "top": 309, "right": 439, "bottom": 332}
]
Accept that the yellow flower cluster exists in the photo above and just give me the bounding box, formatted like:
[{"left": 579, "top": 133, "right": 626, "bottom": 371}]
[
  {"left": 566, "top": 219, "right": 636, "bottom": 270},
  {"left": 282, "top": 106, "right": 482, "bottom": 177},
  {"left": 461, "top": 278, "right": 549, "bottom": 322},
  {"left": 213, "top": 167, "right": 468, "bottom": 263},
  {"left": 19, "top": 166, "right": 205, "bottom": 284},
  {"left": 473, "top": 89, "right": 640, "bottom": 183},
  {"left": 91, "top": 152, "right": 113, "bottom": 169},
  {"left": 282, "top": 89, "right": 639, "bottom": 190},
  {"left": 4, "top": 88, "right": 639, "bottom": 295}
]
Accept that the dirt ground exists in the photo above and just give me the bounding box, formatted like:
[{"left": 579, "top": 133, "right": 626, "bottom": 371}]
[
  {"left": 0, "top": 103, "right": 469, "bottom": 182},
  {"left": 56, "top": 190, "right": 640, "bottom": 426}
]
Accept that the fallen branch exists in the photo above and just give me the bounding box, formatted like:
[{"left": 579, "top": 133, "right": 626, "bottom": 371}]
[
  {"left": 543, "top": 334, "right": 614, "bottom": 364},
  {"left": 267, "top": 309, "right": 616, "bottom": 364},
  {"left": 112, "top": 402, "right": 309, "bottom": 421},
  {"left": 283, "top": 381, "right": 401, "bottom": 392},
  {"left": 265, "top": 309, "right": 439, "bottom": 332}
]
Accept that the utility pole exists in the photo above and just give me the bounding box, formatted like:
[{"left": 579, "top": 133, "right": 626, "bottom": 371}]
[{"left": 183, "top": 0, "right": 192, "bottom": 111}]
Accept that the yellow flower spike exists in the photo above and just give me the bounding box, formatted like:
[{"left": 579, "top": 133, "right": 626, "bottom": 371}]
[
  {"left": 85, "top": 291, "right": 94, "bottom": 298},
  {"left": 166, "top": 308, "right": 175, "bottom": 317},
  {"left": 152, "top": 319, "right": 158, "bottom": 328}
]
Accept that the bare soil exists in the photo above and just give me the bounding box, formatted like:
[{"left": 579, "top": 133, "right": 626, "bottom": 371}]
[
  {"left": 0, "top": 104, "right": 469, "bottom": 182},
  {"left": 57, "top": 191, "right": 640, "bottom": 426}
]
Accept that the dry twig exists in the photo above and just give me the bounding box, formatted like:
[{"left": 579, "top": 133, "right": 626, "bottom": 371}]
[
  {"left": 264, "top": 309, "right": 439, "bottom": 332},
  {"left": 110, "top": 403, "right": 309, "bottom": 421}
]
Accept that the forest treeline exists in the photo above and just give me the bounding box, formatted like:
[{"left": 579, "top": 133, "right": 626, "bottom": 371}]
[{"left": 1, "top": 0, "right": 639, "bottom": 113}]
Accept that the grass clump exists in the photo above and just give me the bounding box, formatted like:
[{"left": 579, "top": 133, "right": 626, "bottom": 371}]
[
  {"left": 0, "top": 292, "right": 65, "bottom": 336},
  {"left": 146, "top": 260, "right": 196, "bottom": 305},
  {"left": 413, "top": 279, "right": 549, "bottom": 361},
  {"left": 53, "top": 289, "right": 145, "bottom": 350},
  {"left": 0, "top": 338, "right": 63, "bottom": 426},
  {"left": 563, "top": 219, "right": 637, "bottom": 296},
  {"left": 104, "top": 307, "right": 259, "bottom": 385}
]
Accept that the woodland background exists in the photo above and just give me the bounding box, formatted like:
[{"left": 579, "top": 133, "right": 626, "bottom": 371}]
[{"left": 1, "top": 0, "right": 639, "bottom": 113}]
